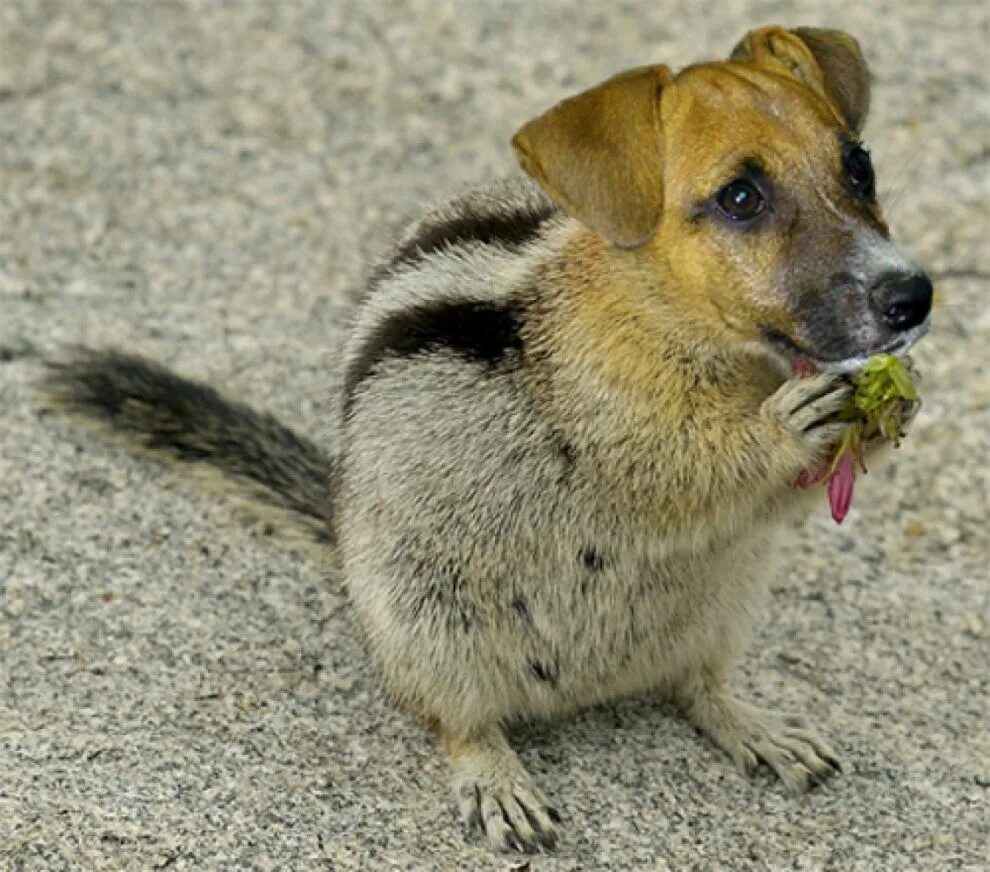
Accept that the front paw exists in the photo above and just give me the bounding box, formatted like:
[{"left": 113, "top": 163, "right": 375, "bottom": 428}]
[{"left": 762, "top": 373, "right": 854, "bottom": 464}]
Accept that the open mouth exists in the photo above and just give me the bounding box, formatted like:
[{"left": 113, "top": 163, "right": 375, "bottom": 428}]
[{"left": 762, "top": 322, "right": 929, "bottom": 375}]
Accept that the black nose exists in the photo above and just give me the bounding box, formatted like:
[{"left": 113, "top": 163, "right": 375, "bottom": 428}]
[{"left": 871, "top": 273, "right": 933, "bottom": 332}]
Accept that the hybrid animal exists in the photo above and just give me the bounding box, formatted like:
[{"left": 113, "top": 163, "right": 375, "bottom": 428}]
[{"left": 45, "top": 26, "right": 932, "bottom": 853}]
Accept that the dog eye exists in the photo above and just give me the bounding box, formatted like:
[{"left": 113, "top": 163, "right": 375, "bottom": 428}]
[
  {"left": 715, "top": 179, "right": 765, "bottom": 221},
  {"left": 844, "top": 144, "right": 875, "bottom": 198}
]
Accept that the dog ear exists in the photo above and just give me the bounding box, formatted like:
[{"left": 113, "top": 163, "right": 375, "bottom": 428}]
[
  {"left": 731, "top": 26, "right": 870, "bottom": 132},
  {"left": 511, "top": 65, "right": 672, "bottom": 249}
]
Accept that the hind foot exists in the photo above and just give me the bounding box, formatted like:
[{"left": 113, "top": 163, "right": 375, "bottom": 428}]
[
  {"left": 442, "top": 723, "right": 560, "bottom": 853},
  {"left": 684, "top": 681, "right": 842, "bottom": 795}
]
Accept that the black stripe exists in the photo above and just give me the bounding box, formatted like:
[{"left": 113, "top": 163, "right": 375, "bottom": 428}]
[
  {"left": 378, "top": 200, "right": 556, "bottom": 279},
  {"left": 343, "top": 300, "right": 524, "bottom": 416}
]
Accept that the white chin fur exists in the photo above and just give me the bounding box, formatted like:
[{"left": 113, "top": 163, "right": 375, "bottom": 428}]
[
  {"left": 811, "top": 321, "right": 929, "bottom": 375},
  {"left": 813, "top": 354, "right": 874, "bottom": 375}
]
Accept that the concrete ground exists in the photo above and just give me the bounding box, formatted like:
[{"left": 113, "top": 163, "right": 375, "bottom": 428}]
[{"left": 1, "top": 1, "right": 987, "bottom": 869}]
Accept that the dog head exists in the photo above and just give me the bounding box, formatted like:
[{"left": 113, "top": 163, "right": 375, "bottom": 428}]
[{"left": 512, "top": 26, "right": 931, "bottom": 373}]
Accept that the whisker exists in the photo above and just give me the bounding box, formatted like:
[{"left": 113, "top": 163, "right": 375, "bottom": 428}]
[
  {"left": 879, "top": 150, "right": 918, "bottom": 210},
  {"left": 923, "top": 236, "right": 986, "bottom": 275}
]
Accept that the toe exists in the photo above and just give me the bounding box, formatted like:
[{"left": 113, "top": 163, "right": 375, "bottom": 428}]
[
  {"left": 745, "top": 737, "right": 813, "bottom": 793},
  {"left": 480, "top": 791, "right": 521, "bottom": 853},
  {"left": 731, "top": 745, "right": 760, "bottom": 777},
  {"left": 780, "top": 762, "right": 818, "bottom": 796},
  {"left": 497, "top": 792, "right": 540, "bottom": 852},
  {"left": 516, "top": 789, "right": 559, "bottom": 851},
  {"left": 456, "top": 783, "right": 483, "bottom": 833},
  {"left": 783, "top": 737, "right": 841, "bottom": 783},
  {"left": 784, "top": 729, "right": 843, "bottom": 774}
]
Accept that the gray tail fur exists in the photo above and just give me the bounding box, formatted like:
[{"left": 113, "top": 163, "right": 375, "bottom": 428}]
[{"left": 42, "top": 349, "right": 334, "bottom": 540}]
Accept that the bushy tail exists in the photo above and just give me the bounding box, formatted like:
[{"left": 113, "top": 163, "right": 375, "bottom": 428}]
[{"left": 42, "top": 349, "right": 334, "bottom": 540}]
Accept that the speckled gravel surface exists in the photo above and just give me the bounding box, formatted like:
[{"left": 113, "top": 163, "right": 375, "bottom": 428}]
[{"left": 1, "top": 1, "right": 987, "bottom": 870}]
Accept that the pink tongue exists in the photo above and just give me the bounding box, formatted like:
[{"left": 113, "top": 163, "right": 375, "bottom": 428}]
[{"left": 792, "top": 356, "right": 817, "bottom": 378}]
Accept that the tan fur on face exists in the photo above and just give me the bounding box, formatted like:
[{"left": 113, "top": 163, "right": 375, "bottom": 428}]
[
  {"left": 512, "top": 27, "right": 891, "bottom": 372},
  {"left": 509, "top": 31, "right": 896, "bottom": 540},
  {"left": 520, "top": 58, "right": 850, "bottom": 364},
  {"left": 647, "top": 60, "right": 846, "bottom": 343}
]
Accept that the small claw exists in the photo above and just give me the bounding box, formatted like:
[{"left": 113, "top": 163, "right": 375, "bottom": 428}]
[
  {"left": 534, "top": 827, "right": 558, "bottom": 852},
  {"left": 503, "top": 832, "right": 524, "bottom": 854},
  {"left": 805, "top": 769, "right": 827, "bottom": 791},
  {"left": 465, "top": 810, "right": 482, "bottom": 833},
  {"left": 736, "top": 747, "right": 761, "bottom": 777}
]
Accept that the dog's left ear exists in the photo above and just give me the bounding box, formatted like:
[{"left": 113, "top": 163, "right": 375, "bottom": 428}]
[
  {"left": 731, "top": 26, "right": 870, "bottom": 132},
  {"left": 512, "top": 65, "right": 672, "bottom": 249}
]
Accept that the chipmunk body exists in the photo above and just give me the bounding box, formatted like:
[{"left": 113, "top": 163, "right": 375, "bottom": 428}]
[
  {"left": 45, "top": 26, "right": 932, "bottom": 853},
  {"left": 339, "top": 181, "right": 781, "bottom": 726}
]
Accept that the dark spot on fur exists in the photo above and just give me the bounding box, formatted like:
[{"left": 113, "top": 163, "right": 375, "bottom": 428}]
[
  {"left": 378, "top": 199, "right": 556, "bottom": 279},
  {"left": 343, "top": 300, "right": 524, "bottom": 416},
  {"left": 529, "top": 660, "right": 559, "bottom": 688},
  {"left": 554, "top": 434, "right": 576, "bottom": 467},
  {"left": 0, "top": 341, "right": 35, "bottom": 363},
  {"left": 511, "top": 596, "right": 531, "bottom": 621},
  {"left": 544, "top": 432, "right": 576, "bottom": 484},
  {"left": 581, "top": 547, "right": 607, "bottom": 572}
]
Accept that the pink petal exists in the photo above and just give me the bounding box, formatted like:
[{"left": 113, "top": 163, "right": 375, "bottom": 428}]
[{"left": 827, "top": 453, "right": 856, "bottom": 524}]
